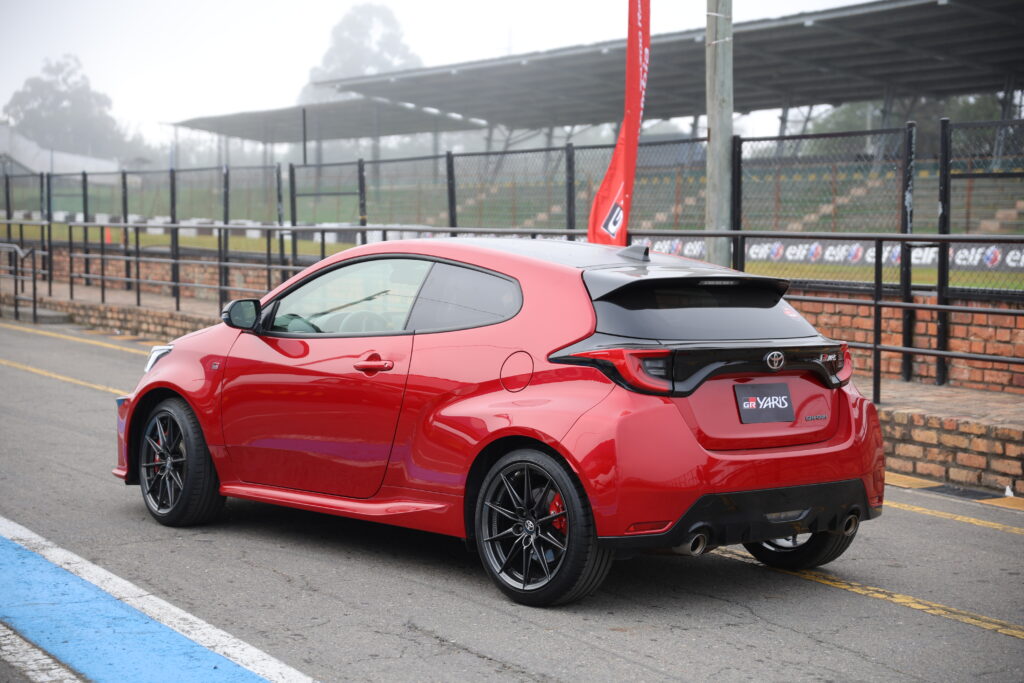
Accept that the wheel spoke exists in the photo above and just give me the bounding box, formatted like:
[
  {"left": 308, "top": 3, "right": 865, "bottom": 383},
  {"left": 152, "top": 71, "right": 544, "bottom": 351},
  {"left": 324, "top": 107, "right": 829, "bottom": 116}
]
[
  {"left": 521, "top": 540, "right": 532, "bottom": 589},
  {"left": 145, "top": 436, "right": 163, "bottom": 456},
  {"left": 537, "top": 509, "right": 566, "bottom": 525},
  {"left": 538, "top": 530, "right": 566, "bottom": 551},
  {"left": 485, "top": 501, "right": 518, "bottom": 522},
  {"left": 535, "top": 541, "right": 552, "bottom": 581},
  {"left": 532, "top": 480, "right": 551, "bottom": 516},
  {"left": 500, "top": 473, "right": 523, "bottom": 508},
  {"left": 168, "top": 467, "right": 184, "bottom": 492},
  {"left": 497, "top": 540, "right": 523, "bottom": 575},
  {"left": 140, "top": 461, "right": 162, "bottom": 469},
  {"left": 154, "top": 417, "right": 168, "bottom": 449},
  {"left": 144, "top": 471, "right": 162, "bottom": 495},
  {"left": 522, "top": 466, "right": 532, "bottom": 508},
  {"left": 483, "top": 527, "right": 517, "bottom": 543}
]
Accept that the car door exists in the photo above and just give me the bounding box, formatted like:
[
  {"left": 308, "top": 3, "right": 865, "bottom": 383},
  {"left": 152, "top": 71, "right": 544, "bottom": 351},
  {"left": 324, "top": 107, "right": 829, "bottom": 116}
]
[{"left": 220, "top": 257, "right": 432, "bottom": 499}]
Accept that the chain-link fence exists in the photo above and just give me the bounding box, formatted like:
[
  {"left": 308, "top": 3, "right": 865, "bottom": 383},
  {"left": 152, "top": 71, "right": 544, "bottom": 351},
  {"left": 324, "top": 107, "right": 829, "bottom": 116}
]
[
  {"left": 454, "top": 148, "right": 567, "bottom": 229},
  {"left": 365, "top": 155, "right": 445, "bottom": 227},
  {"left": 86, "top": 172, "right": 124, "bottom": 220},
  {"left": 2, "top": 120, "right": 1022, "bottom": 299},
  {"left": 229, "top": 165, "right": 279, "bottom": 224},
  {"left": 126, "top": 170, "right": 172, "bottom": 220},
  {"left": 293, "top": 162, "right": 360, "bottom": 226},
  {"left": 941, "top": 118, "right": 1024, "bottom": 294},
  {"left": 5, "top": 173, "right": 44, "bottom": 219},
  {"left": 740, "top": 129, "right": 907, "bottom": 233}
]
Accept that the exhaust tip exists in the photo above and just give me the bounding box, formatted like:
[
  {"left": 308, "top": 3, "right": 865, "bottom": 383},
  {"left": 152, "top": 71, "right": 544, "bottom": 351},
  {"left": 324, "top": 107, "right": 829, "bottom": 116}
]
[
  {"left": 671, "top": 530, "right": 710, "bottom": 556},
  {"left": 842, "top": 513, "right": 859, "bottom": 537}
]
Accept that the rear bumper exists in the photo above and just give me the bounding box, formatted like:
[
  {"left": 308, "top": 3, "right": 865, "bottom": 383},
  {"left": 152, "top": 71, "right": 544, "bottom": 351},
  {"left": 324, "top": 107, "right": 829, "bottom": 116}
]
[{"left": 598, "top": 479, "right": 880, "bottom": 552}]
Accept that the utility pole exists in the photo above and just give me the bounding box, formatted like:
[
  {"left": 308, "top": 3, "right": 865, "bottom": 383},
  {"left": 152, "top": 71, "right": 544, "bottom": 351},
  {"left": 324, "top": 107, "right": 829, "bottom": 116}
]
[{"left": 705, "top": 0, "right": 733, "bottom": 266}]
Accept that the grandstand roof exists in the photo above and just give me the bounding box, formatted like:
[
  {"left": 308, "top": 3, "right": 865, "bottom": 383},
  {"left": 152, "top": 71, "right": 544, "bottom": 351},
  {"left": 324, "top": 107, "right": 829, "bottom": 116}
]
[
  {"left": 175, "top": 96, "right": 486, "bottom": 145},
  {"left": 177, "top": 0, "right": 1024, "bottom": 142}
]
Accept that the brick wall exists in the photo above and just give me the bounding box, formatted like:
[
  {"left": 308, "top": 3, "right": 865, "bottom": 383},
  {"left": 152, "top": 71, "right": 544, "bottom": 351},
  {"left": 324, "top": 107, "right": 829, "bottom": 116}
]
[
  {"left": 880, "top": 406, "right": 1023, "bottom": 496},
  {"left": 45, "top": 246, "right": 299, "bottom": 303},
  {"left": 789, "top": 287, "right": 1024, "bottom": 394},
  {"left": 1, "top": 292, "right": 217, "bottom": 339}
]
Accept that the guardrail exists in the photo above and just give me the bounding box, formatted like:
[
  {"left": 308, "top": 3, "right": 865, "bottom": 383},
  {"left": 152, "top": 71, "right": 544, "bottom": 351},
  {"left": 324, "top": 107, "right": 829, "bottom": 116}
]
[
  {"left": 1, "top": 220, "right": 1021, "bottom": 405},
  {"left": 0, "top": 239, "right": 38, "bottom": 323}
]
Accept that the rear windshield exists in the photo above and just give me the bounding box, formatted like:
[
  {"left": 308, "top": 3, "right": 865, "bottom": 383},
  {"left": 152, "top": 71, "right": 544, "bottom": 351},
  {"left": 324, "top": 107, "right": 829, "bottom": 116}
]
[{"left": 592, "top": 280, "right": 819, "bottom": 341}]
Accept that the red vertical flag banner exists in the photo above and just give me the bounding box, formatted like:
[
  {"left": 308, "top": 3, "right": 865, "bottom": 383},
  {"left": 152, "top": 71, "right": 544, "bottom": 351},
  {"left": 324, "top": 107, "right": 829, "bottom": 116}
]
[{"left": 587, "top": 0, "right": 651, "bottom": 246}]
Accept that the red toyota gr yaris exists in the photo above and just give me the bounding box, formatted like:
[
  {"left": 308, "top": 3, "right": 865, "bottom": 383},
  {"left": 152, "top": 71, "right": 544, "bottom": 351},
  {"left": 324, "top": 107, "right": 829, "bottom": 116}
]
[{"left": 115, "top": 238, "right": 884, "bottom": 606}]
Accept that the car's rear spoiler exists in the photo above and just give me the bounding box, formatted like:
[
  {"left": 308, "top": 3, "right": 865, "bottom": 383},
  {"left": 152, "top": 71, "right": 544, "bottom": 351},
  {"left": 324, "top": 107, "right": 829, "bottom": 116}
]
[{"left": 582, "top": 266, "right": 790, "bottom": 300}]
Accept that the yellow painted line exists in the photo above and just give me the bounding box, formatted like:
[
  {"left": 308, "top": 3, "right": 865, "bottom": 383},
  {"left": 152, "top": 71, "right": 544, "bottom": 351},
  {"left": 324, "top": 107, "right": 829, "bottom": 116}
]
[
  {"left": 979, "top": 497, "right": 1024, "bottom": 511},
  {"left": 886, "top": 501, "right": 1024, "bottom": 536},
  {"left": 885, "top": 472, "right": 940, "bottom": 489},
  {"left": 0, "top": 358, "right": 128, "bottom": 395},
  {"left": 717, "top": 548, "right": 1024, "bottom": 640},
  {"left": 135, "top": 340, "right": 169, "bottom": 347},
  {"left": 0, "top": 322, "right": 149, "bottom": 356}
]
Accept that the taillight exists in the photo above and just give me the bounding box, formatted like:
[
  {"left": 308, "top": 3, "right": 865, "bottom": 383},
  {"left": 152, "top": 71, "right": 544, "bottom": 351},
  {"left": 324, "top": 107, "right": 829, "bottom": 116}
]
[
  {"left": 837, "top": 343, "right": 853, "bottom": 385},
  {"left": 564, "top": 348, "right": 672, "bottom": 394},
  {"left": 815, "top": 343, "right": 852, "bottom": 385}
]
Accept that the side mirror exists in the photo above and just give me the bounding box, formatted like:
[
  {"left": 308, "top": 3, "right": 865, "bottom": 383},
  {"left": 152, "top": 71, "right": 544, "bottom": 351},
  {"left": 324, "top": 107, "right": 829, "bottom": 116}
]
[{"left": 221, "top": 299, "right": 262, "bottom": 331}]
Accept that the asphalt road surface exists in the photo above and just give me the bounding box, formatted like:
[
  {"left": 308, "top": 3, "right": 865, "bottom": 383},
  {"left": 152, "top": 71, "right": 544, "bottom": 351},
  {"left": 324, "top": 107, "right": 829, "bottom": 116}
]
[{"left": 1, "top": 319, "right": 1022, "bottom": 682}]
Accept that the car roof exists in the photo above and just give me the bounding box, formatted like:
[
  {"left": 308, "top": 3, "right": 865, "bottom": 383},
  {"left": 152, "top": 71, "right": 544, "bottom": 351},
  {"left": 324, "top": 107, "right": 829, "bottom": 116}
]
[{"left": 433, "top": 237, "right": 730, "bottom": 273}]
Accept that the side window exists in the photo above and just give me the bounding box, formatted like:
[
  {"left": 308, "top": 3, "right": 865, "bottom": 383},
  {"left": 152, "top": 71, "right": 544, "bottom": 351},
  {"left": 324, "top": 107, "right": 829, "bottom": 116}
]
[
  {"left": 405, "top": 263, "right": 521, "bottom": 332},
  {"left": 270, "top": 258, "right": 432, "bottom": 335}
]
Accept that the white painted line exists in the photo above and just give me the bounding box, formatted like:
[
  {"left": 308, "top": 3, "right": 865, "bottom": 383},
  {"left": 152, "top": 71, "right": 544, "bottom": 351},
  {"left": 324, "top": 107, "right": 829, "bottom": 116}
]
[
  {"left": 0, "top": 622, "right": 81, "bottom": 683},
  {"left": 0, "top": 515, "right": 314, "bottom": 683}
]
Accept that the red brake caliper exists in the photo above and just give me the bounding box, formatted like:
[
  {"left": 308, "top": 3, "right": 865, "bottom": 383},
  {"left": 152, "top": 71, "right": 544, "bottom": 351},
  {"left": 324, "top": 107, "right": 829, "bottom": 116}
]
[{"left": 548, "top": 493, "right": 567, "bottom": 534}]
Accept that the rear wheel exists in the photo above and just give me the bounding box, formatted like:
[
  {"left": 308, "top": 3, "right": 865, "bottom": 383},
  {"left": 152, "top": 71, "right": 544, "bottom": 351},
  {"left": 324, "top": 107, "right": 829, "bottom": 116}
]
[
  {"left": 475, "top": 449, "right": 612, "bottom": 606},
  {"left": 139, "top": 398, "right": 224, "bottom": 527},
  {"left": 743, "top": 518, "right": 858, "bottom": 570}
]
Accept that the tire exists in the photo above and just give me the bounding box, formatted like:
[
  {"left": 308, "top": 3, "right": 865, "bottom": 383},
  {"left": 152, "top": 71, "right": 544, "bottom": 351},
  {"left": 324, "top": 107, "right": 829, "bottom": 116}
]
[
  {"left": 475, "top": 449, "right": 612, "bottom": 606},
  {"left": 742, "top": 520, "right": 858, "bottom": 571},
  {"left": 138, "top": 397, "right": 224, "bottom": 527}
]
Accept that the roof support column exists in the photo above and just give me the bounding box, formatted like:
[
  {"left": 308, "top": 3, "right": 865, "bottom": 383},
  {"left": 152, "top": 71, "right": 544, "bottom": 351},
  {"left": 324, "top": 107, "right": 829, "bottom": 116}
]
[
  {"left": 301, "top": 107, "right": 308, "bottom": 165},
  {"left": 776, "top": 100, "right": 790, "bottom": 158},
  {"left": 705, "top": 0, "right": 733, "bottom": 266}
]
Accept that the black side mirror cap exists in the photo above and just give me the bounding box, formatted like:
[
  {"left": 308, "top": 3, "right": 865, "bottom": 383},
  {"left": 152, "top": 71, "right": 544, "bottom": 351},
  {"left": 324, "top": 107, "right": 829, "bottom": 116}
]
[{"left": 222, "top": 299, "right": 262, "bottom": 331}]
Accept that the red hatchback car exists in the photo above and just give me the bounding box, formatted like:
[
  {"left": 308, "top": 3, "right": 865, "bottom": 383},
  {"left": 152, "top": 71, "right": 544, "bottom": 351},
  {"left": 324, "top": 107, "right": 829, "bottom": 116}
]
[{"left": 115, "top": 238, "right": 884, "bottom": 606}]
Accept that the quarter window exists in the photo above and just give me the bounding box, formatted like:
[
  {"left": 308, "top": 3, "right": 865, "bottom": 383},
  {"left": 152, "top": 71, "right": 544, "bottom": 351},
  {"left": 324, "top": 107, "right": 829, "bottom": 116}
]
[
  {"left": 405, "top": 263, "right": 521, "bottom": 332},
  {"left": 270, "top": 258, "right": 431, "bottom": 335}
]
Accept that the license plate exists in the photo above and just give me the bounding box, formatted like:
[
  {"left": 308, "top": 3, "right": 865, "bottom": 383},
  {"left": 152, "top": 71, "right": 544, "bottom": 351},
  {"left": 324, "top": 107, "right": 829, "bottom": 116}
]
[{"left": 734, "top": 383, "right": 795, "bottom": 424}]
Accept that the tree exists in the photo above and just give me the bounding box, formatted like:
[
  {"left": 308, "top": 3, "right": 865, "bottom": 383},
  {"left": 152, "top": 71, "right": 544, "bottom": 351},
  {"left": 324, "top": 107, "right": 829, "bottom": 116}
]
[
  {"left": 299, "top": 4, "right": 422, "bottom": 104},
  {"left": 3, "top": 55, "right": 144, "bottom": 161},
  {"left": 809, "top": 94, "right": 1003, "bottom": 158}
]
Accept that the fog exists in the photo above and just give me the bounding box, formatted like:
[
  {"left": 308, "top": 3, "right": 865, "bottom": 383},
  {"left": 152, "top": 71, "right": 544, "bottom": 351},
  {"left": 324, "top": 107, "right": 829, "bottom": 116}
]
[{"left": 1, "top": 0, "right": 849, "bottom": 151}]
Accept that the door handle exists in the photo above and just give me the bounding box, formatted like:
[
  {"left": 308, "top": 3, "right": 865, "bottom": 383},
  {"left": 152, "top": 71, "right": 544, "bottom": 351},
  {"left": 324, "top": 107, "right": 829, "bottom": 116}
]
[{"left": 354, "top": 352, "right": 394, "bottom": 374}]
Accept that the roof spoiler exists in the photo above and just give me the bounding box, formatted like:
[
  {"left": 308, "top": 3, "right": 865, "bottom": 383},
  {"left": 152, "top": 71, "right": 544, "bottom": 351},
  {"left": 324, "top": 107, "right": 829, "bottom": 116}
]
[{"left": 583, "top": 269, "right": 791, "bottom": 300}]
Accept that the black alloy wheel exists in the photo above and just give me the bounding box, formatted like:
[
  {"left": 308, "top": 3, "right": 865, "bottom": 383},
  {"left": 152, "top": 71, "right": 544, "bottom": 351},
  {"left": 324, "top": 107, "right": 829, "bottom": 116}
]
[
  {"left": 476, "top": 449, "right": 612, "bottom": 606},
  {"left": 139, "top": 398, "right": 224, "bottom": 526},
  {"left": 743, "top": 524, "right": 858, "bottom": 571}
]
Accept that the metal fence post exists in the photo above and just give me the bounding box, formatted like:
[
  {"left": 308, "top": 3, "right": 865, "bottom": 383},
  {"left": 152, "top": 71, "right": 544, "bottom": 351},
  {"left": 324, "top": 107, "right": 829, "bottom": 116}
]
[
  {"left": 288, "top": 163, "right": 297, "bottom": 227},
  {"left": 731, "top": 135, "right": 744, "bottom": 269},
  {"left": 220, "top": 165, "right": 229, "bottom": 308},
  {"left": 170, "top": 168, "right": 180, "bottom": 310},
  {"left": 45, "top": 173, "right": 54, "bottom": 293},
  {"left": 80, "top": 171, "right": 90, "bottom": 284},
  {"left": 357, "top": 159, "right": 368, "bottom": 228},
  {"left": 446, "top": 151, "right": 457, "bottom": 228},
  {"left": 899, "top": 121, "right": 916, "bottom": 381},
  {"left": 936, "top": 118, "right": 951, "bottom": 385},
  {"left": 873, "top": 238, "right": 883, "bottom": 404},
  {"left": 565, "top": 143, "right": 576, "bottom": 237},
  {"left": 3, "top": 174, "right": 10, "bottom": 221},
  {"left": 121, "top": 170, "right": 130, "bottom": 290}
]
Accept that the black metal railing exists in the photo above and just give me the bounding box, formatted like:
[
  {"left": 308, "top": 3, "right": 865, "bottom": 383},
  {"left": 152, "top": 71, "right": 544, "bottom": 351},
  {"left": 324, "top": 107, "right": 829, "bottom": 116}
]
[{"left": 3, "top": 219, "right": 1020, "bottom": 406}]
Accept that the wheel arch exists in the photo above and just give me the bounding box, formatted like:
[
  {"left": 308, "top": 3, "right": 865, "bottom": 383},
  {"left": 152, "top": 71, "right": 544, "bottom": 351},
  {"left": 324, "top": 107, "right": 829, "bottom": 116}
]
[
  {"left": 125, "top": 387, "right": 189, "bottom": 485},
  {"left": 462, "top": 435, "right": 589, "bottom": 545}
]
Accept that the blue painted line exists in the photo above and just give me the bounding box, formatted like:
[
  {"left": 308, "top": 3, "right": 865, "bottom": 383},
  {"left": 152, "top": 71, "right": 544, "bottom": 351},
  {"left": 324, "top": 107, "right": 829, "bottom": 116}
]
[{"left": 0, "top": 535, "right": 266, "bottom": 683}]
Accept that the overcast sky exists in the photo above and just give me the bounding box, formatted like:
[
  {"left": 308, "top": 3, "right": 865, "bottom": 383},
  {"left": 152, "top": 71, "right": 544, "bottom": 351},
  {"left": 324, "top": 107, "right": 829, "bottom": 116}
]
[{"left": 1, "top": 0, "right": 850, "bottom": 143}]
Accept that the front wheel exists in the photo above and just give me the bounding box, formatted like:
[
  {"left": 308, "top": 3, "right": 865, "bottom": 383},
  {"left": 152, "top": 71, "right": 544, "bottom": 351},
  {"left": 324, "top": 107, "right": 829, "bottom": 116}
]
[
  {"left": 742, "top": 519, "right": 858, "bottom": 571},
  {"left": 139, "top": 397, "right": 224, "bottom": 527},
  {"left": 475, "top": 449, "right": 612, "bottom": 607}
]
